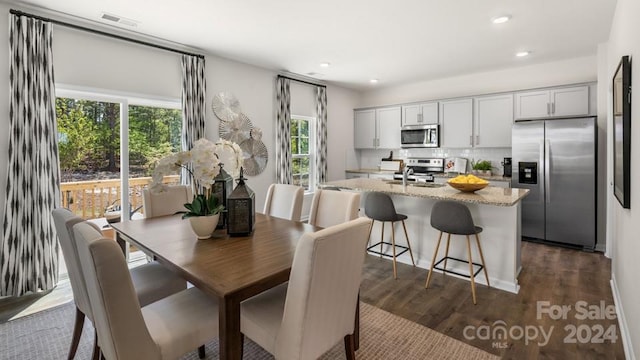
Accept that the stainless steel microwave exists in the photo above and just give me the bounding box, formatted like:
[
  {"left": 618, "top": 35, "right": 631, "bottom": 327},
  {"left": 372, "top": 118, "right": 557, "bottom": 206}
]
[{"left": 401, "top": 124, "right": 439, "bottom": 148}]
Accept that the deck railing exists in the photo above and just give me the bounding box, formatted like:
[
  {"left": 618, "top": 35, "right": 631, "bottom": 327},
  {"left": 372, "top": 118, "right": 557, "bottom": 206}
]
[{"left": 60, "top": 175, "right": 180, "bottom": 219}]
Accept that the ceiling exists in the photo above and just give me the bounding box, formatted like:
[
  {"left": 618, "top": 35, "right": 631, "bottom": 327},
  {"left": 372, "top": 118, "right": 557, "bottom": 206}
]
[{"left": 5, "top": 0, "right": 617, "bottom": 90}]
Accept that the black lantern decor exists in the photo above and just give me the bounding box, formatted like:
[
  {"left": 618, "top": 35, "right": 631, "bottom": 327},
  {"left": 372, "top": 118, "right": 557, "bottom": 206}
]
[
  {"left": 227, "top": 167, "right": 255, "bottom": 236},
  {"left": 212, "top": 164, "right": 234, "bottom": 229}
]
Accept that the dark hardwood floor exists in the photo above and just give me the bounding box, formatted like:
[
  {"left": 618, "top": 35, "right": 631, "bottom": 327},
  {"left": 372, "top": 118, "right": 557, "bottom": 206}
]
[{"left": 359, "top": 240, "right": 625, "bottom": 359}]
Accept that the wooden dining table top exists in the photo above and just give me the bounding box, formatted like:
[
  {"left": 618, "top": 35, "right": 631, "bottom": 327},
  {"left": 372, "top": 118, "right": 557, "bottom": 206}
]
[{"left": 111, "top": 212, "right": 320, "bottom": 299}]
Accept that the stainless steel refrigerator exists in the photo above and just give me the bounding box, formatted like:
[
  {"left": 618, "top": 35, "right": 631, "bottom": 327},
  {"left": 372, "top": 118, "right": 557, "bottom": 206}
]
[{"left": 512, "top": 117, "right": 596, "bottom": 249}]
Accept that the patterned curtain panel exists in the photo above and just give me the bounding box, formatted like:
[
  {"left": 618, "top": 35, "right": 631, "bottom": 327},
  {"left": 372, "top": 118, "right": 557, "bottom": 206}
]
[
  {"left": 180, "top": 54, "right": 206, "bottom": 185},
  {"left": 1, "top": 15, "right": 60, "bottom": 296},
  {"left": 315, "top": 86, "right": 328, "bottom": 185},
  {"left": 275, "top": 76, "right": 292, "bottom": 184}
]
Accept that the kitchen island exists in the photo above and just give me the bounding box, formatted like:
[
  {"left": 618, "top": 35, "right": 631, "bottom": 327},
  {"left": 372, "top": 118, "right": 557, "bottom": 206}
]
[{"left": 320, "top": 178, "right": 529, "bottom": 293}]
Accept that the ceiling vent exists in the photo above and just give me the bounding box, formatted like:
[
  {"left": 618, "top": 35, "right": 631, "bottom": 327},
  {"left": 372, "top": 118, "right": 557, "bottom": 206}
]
[{"left": 100, "top": 12, "right": 139, "bottom": 27}]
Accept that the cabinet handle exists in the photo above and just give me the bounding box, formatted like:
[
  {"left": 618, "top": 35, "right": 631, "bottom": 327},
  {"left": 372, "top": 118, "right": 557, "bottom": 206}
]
[
  {"left": 552, "top": 102, "right": 555, "bottom": 114},
  {"left": 470, "top": 135, "right": 473, "bottom": 146},
  {"left": 476, "top": 135, "right": 479, "bottom": 145}
]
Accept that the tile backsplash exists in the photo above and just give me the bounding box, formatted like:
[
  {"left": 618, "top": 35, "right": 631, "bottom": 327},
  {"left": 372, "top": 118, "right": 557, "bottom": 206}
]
[{"left": 356, "top": 148, "right": 512, "bottom": 174}]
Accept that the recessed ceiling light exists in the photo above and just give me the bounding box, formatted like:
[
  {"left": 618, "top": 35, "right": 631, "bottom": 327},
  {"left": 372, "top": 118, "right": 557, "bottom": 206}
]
[
  {"left": 370, "top": 79, "right": 379, "bottom": 84},
  {"left": 516, "top": 51, "right": 530, "bottom": 57},
  {"left": 320, "top": 62, "right": 331, "bottom": 68},
  {"left": 492, "top": 15, "right": 512, "bottom": 24}
]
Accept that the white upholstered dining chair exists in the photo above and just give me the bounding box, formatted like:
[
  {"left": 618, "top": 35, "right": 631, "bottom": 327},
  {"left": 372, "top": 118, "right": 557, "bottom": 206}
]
[
  {"left": 142, "top": 184, "right": 192, "bottom": 218},
  {"left": 308, "top": 189, "right": 360, "bottom": 228},
  {"left": 240, "top": 217, "right": 372, "bottom": 360},
  {"left": 73, "top": 222, "right": 220, "bottom": 360},
  {"left": 52, "top": 208, "right": 188, "bottom": 360},
  {"left": 263, "top": 183, "right": 304, "bottom": 221}
]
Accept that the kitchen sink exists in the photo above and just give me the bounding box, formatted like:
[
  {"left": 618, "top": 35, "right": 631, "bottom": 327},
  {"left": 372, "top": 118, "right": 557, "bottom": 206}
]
[{"left": 384, "top": 180, "right": 445, "bottom": 188}]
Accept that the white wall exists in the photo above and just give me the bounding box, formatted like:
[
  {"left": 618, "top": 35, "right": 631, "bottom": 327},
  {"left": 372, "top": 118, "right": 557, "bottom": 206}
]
[
  {"left": 359, "top": 56, "right": 597, "bottom": 107},
  {"left": 603, "top": 0, "right": 640, "bottom": 357},
  {"left": 0, "top": 5, "right": 361, "bottom": 231}
]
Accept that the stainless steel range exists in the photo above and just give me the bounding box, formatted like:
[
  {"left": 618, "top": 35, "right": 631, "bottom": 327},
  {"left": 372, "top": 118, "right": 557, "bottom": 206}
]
[{"left": 394, "top": 158, "right": 445, "bottom": 182}]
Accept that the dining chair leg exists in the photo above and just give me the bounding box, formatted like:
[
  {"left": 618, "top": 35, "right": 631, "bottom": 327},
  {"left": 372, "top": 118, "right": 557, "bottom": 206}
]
[
  {"left": 367, "top": 220, "right": 374, "bottom": 248},
  {"left": 68, "top": 307, "right": 85, "bottom": 360},
  {"left": 354, "top": 293, "right": 360, "bottom": 351},
  {"left": 390, "top": 222, "right": 398, "bottom": 279},
  {"left": 475, "top": 233, "right": 490, "bottom": 288},
  {"left": 198, "top": 345, "right": 205, "bottom": 359},
  {"left": 442, "top": 233, "right": 451, "bottom": 277},
  {"left": 466, "top": 235, "right": 477, "bottom": 305},
  {"left": 344, "top": 333, "right": 356, "bottom": 360},
  {"left": 240, "top": 333, "right": 245, "bottom": 360},
  {"left": 401, "top": 220, "right": 415, "bottom": 266},
  {"left": 92, "top": 329, "right": 100, "bottom": 360},
  {"left": 379, "top": 222, "right": 385, "bottom": 258},
  {"left": 425, "top": 231, "right": 443, "bottom": 289}
]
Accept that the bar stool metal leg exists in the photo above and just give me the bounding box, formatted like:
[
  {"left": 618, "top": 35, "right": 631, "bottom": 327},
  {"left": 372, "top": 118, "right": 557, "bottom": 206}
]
[
  {"left": 425, "top": 231, "right": 443, "bottom": 289},
  {"left": 475, "top": 233, "right": 490, "bottom": 288},
  {"left": 391, "top": 221, "right": 398, "bottom": 279},
  {"left": 442, "top": 233, "right": 451, "bottom": 276},
  {"left": 401, "top": 220, "right": 415, "bottom": 266},
  {"left": 379, "top": 222, "right": 385, "bottom": 258},
  {"left": 466, "top": 235, "right": 477, "bottom": 305}
]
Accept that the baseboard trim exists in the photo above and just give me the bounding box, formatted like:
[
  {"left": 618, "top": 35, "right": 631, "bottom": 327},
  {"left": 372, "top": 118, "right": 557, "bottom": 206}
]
[{"left": 610, "top": 274, "right": 636, "bottom": 360}]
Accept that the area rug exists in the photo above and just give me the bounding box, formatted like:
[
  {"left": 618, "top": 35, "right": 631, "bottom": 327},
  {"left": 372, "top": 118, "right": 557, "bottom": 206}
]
[{"left": 0, "top": 301, "right": 499, "bottom": 359}]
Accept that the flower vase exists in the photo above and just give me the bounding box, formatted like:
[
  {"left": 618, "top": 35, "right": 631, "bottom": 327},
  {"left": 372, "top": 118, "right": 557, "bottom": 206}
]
[{"left": 188, "top": 214, "right": 220, "bottom": 239}]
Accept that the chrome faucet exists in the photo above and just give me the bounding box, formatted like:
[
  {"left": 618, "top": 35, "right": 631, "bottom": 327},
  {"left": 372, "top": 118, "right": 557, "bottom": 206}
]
[{"left": 402, "top": 167, "right": 414, "bottom": 186}]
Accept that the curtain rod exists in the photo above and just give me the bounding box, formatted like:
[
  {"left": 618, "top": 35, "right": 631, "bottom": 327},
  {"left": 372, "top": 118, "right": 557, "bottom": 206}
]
[
  {"left": 278, "top": 75, "right": 326, "bottom": 88},
  {"left": 10, "top": 9, "right": 205, "bottom": 60}
]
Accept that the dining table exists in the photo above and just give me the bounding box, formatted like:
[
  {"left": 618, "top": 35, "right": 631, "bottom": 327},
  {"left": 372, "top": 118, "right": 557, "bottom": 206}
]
[{"left": 110, "top": 212, "right": 360, "bottom": 360}]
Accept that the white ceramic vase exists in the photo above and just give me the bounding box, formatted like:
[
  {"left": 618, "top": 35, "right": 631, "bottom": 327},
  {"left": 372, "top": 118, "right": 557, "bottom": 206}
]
[{"left": 188, "top": 213, "right": 220, "bottom": 239}]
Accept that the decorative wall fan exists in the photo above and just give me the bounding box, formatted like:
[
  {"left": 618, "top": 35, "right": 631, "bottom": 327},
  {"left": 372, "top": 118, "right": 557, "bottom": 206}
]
[
  {"left": 240, "top": 135, "right": 268, "bottom": 176},
  {"left": 218, "top": 113, "right": 252, "bottom": 144},
  {"left": 212, "top": 92, "right": 241, "bottom": 122}
]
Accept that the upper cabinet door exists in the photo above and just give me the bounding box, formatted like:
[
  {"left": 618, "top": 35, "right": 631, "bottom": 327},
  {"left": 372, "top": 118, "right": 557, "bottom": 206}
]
[
  {"left": 401, "top": 105, "right": 420, "bottom": 126},
  {"left": 354, "top": 109, "right": 376, "bottom": 149},
  {"left": 440, "top": 98, "right": 473, "bottom": 148},
  {"left": 515, "top": 90, "right": 550, "bottom": 120},
  {"left": 550, "top": 86, "right": 589, "bottom": 117},
  {"left": 420, "top": 102, "right": 439, "bottom": 124},
  {"left": 376, "top": 106, "right": 401, "bottom": 149},
  {"left": 474, "top": 94, "right": 513, "bottom": 148}
]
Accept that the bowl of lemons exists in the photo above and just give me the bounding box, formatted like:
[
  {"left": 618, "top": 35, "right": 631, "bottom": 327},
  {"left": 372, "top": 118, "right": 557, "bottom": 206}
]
[{"left": 447, "top": 174, "right": 489, "bottom": 192}]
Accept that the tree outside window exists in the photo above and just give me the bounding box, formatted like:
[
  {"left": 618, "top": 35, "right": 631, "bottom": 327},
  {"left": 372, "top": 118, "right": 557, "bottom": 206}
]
[{"left": 291, "top": 116, "right": 315, "bottom": 191}]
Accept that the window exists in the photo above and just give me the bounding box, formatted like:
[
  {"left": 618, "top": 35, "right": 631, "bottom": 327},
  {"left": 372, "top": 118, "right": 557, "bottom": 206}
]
[
  {"left": 55, "top": 87, "right": 182, "bottom": 221},
  {"left": 290, "top": 115, "right": 315, "bottom": 191}
]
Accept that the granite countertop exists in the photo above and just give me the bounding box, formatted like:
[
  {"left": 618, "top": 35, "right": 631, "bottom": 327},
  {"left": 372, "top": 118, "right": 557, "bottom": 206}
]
[{"left": 321, "top": 178, "right": 529, "bottom": 207}]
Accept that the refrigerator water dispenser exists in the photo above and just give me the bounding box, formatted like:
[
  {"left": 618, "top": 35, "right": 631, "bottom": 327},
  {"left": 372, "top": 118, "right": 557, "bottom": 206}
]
[{"left": 518, "top": 162, "right": 538, "bottom": 184}]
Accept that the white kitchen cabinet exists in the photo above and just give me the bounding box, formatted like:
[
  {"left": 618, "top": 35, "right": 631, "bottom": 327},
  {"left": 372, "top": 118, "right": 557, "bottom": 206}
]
[
  {"left": 353, "top": 107, "right": 401, "bottom": 149},
  {"left": 354, "top": 109, "right": 376, "bottom": 149},
  {"left": 440, "top": 98, "right": 473, "bottom": 148},
  {"left": 376, "top": 107, "right": 402, "bottom": 149},
  {"left": 473, "top": 94, "right": 513, "bottom": 148},
  {"left": 489, "top": 180, "right": 511, "bottom": 188},
  {"left": 515, "top": 86, "right": 589, "bottom": 120},
  {"left": 368, "top": 173, "right": 394, "bottom": 180},
  {"left": 345, "top": 172, "right": 369, "bottom": 179},
  {"left": 402, "top": 102, "right": 438, "bottom": 126}
]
